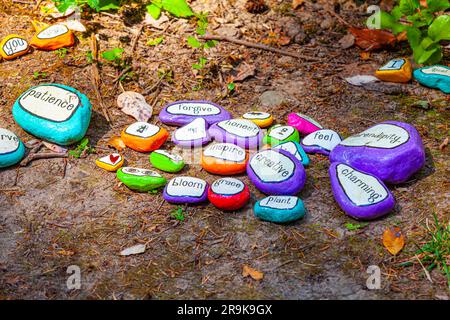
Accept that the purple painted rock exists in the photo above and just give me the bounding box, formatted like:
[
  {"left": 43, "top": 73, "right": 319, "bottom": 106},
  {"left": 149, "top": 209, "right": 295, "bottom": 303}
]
[
  {"left": 287, "top": 113, "right": 323, "bottom": 135},
  {"left": 301, "top": 129, "right": 342, "bottom": 156},
  {"left": 329, "top": 162, "right": 395, "bottom": 220},
  {"left": 163, "top": 176, "right": 208, "bottom": 204},
  {"left": 172, "top": 118, "right": 211, "bottom": 148},
  {"left": 159, "top": 100, "right": 231, "bottom": 126},
  {"left": 247, "top": 149, "right": 306, "bottom": 195},
  {"left": 208, "top": 119, "right": 263, "bottom": 149},
  {"left": 330, "top": 121, "right": 425, "bottom": 184}
]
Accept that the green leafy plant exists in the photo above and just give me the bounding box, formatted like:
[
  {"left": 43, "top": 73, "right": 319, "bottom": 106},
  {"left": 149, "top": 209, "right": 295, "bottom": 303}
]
[
  {"left": 146, "top": 0, "right": 193, "bottom": 19},
  {"left": 147, "top": 36, "right": 164, "bottom": 46},
  {"left": 52, "top": 0, "right": 120, "bottom": 12},
  {"left": 32, "top": 71, "right": 47, "bottom": 80},
  {"left": 344, "top": 222, "right": 369, "bottom": 231},
  {"left": 69, "top": 138, "right": 95, "bottom": 158},
  {"left": 171, "top": 206, "right": 185, "bottom": 221},
  {"left": 101, "top": 47, "right": 130, "bottom": 77},
  {"left": 54, "top": 48, "right": 69, "bottom": 58}
]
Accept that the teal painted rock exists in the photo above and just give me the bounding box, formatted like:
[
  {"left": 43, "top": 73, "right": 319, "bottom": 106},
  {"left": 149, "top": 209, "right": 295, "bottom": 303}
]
[
  {"left": 12, "top": 84, "right": 92, "bottom": 145},
  {"left": 413, "top": 65, "right": 450, "bottom": 94},
  {"left": 150, "top": 149, "right": 185, "bottom": 173},
  {"left": 263, "top": 124, "right": 299, "bottom": 145},
  {"left": 272, "top": 141, "right": 310, "bottom": 166},
  {"left": 254, "top": 196, "right": 306, "bottom": 223},
  {"left": 0, "top": 128, "right": 25, "bottom": 168},
  {"left": 117, "top": 167, "right": 166, "bottom": 192}
]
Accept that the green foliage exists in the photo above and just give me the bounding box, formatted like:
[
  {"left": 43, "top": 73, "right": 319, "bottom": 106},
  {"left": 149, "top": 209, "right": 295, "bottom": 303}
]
[
  {"left": 101, "top": 47, "right": 124, "bottom": 61},
  {"left": 147, "top": 36, "right": 164, "bottom": 46},
  {"left": 52, "top": 0, "right": 120, "bottom": 12},
  {"left": 227, "top": 82, "right": 236, "bottom": 92},
  {"left": 32, "top": 71, "right": 47, "bottom": 80},
  {"left": 54, "top": 48, "right": 69, "bottom": 58},
  {"left": 171, "top": 206, "right": 185, "bottom": 221},
  {"left": 69, "top": 138, "right": 95, "bottom": 158},
  {"left": 146, "top": 0, "right": 194, "bottom": 19},
  {"left": 344, "top": 222, "right": 369, "bottom": 231}
]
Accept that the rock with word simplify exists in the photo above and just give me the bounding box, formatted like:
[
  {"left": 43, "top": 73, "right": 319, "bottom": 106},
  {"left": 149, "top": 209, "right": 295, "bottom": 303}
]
[
  {"left": 121, "top": 122, "right": 168, "bottom": 152},
  {"left": 163, "top": 176, "right": 208, "bottom": 204},
  {"left": 0, "top": 35, "right": 30, "bottom": 60},
  {"left": 201, "top": 143, "right": 248, "bottom": 175},
  {"left": 263, "top": 124, "right": 299, "bottom": 145},
  {"left": 172, "top": 118, "right": 211, "bottom": 148},
  {"left": 208, "top": 177, "right": 250, "bottom": 210},
  {"left": 0, "top": 128, "right": 25, "bottom": 168},
  {"left": 95, "top": 153, "right": 124, "bottom": 172},
  {"left": 301, "top": 129, "right": 342, "bottom": 156},
  {"left": 117, "top": 167, "right": 167, "bottom": 192},
  {"left": 375, "top": 58, "right": 412, "bottom": 83},
  {"left": 330, "top": 121, "right": 425, "bottom": 184},
  {"left": 413, "top": 65, "right": 450, "bottom": 94},
  {"left": 12, "top": 84, "right": 91, "bottom": 145},
  {"left": 287, "top": 113, "right": 323, "bottom": 135},
  {"left": 329, "top": 163, "right": 395, "bottom": 220},
  {"left": 272, "top": 141, "right": 309, "bottom": 166},
  {"left": 254, "top": 196, "right": 306, "bottom": 223},
  {"left": 150, "top": 149, "right": 185, "bottom": 173},
  {"left": 30, "top": 24, "right": 74, "bottom": 51},
  {"left": 208, "top": 119, "right": 263, "bottom": 149},
  {"left": 242, "top": 111, "right": 273, "bottom": 128}
]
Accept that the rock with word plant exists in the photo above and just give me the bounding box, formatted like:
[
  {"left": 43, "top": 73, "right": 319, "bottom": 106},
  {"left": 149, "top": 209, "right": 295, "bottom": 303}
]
[
  {"left": 149, "top": 149, "right": 185, "bottom": 173},
  {"left": 201, "top": 143, "right": 248, "bottom": 175},
  {"left": 0, "top": 35, "right": 30, "bottom": 60},
  {"left": 375, "top": 58, "right": 412, "bottom": 83},
  {"left": 121, "top": 122, "right": 168, "bottom": 152},
  {"left": 301, "top": 129, "right": 342, "bottom": 156},
  {"left": 95, "top": 153, "right": 124, "bottom": 172},
  {"left": 287, "top": 113, "right": 323, "bottom": 135},
  {"left": 208, "top": 178, "right": 250, "bottom": 211},
  {"left": 163, "top": 176, "right": 208, "bottom": 204},
  {"left": 272, "top": 141, "right": 310, "bottom": 166},
  {"left": 0, "top": 128, "right": 26, "bottom": 168},
  {"left": 242, "top": 111, "right": 273, "bottom": 128},
  {"left": 254, "top": 196, "right": 306, "bottom": 223},
  {"left": 413, "top": 65, "right": 450, "bottom": 94},
  {"left": 117, "top": 167, "right": 166, "bottom": 192},
  {"left": 208, "top": 119, "right": 263, "bottom": 149},
  {"left": 30, "top": 24, "right": 74, "bottom": 51},
  {"left": 172, "top": 118, "right": 211, "bottom": 148},
  {"left": 263, "top": 124, "right": 300, "bottom": 145}
]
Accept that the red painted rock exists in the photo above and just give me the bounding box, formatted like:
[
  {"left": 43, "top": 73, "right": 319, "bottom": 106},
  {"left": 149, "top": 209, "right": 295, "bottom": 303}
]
[{"left": 208, "top": 177, "right": 250, "bottom": 211}]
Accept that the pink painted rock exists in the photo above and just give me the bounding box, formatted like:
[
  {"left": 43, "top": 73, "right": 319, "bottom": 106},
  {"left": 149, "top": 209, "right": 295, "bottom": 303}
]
[{"left": 287, "top": 113, "right": 323, "bottom": 135}]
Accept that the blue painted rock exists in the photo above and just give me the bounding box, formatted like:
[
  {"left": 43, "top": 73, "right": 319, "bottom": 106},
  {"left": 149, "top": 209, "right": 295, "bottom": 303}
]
[
  {"left": 330, "top": 121, "right": 425, "bottom": 184},
  {"left": 163, "top": 176, "right": 208, "bottom": 204},
  {"left": 247, "top": 149, "right": 306, "bottom": 195},
  {"left": 287, "top": 113, "right": 323, "bottom": 135},
  {"left": 117, "top": 167, "right": 167, "bottom": 192},
  {"left": 413, "top": 65, "right": 450, "bottom": 94},
  {"left": 159, "top": 100, "right": 231, "bottom": 126},
  {"left": 208, "top": 119, "right": 263, "bottom": 149},
  {"left": 208, "top": 177, "right": 250, "bottom": 210},
  {"left": 254, "top": 196, "right": 306, "bottom": 223},
  {"left": 329, "top": 163, "right": 395, "bottom": 220},
  {"left": 12, "top": 84, "right": 92, "bottom": 146},
  {"left": 263, "top": 124, "right": 300, "bottom": 145},
  {"left": 0, "top": 128, "right": 26, "bottom": 168},
  {"left": 301, "top": 129, "right": 342, "bottom": 156},
  {"left": 272, "top": 141, "right": 310, "bottom": 166},
  {"left": 172, "top": 118, "right": 211, "bottom": 148}
]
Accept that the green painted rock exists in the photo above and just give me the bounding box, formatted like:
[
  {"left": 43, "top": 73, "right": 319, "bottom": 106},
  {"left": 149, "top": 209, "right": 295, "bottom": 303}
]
[
  {"left": 117, "top": 167, "right": 166, "bottom": 192},
  {"left": 150, "top": 149, "right": 185, "bottom": 173},
  {"left": 263, "top": 124, "right": 299, "bottom": 145}
]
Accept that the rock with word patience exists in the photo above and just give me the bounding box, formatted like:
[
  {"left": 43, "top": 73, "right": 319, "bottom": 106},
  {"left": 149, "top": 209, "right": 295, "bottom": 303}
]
[
  {"left": 413, "top": 65, "right": 450, "bottom": 94},
  {"left": 95, "top": 153, "right": 124, "bottom": 172},
  {"left": 254, "top": 196, "right": 306, "bottom": 223},
  {"left": 117, "top": 167, "right": 166, "bottom": 192},
  {"left": 0, "top": 128, "right": 25, "bottom": 168},
  {"left": 0, "top": 35, "right": 30, "bottom": 60},
  {"left": 272, "top": 141, "right": 309, "bottom": 166},
  {"left": 172, "top": 118, "right": 211, "bottom": 148},
  {"left": 30, "top": 24, "right": 74, "bottom": 51},
  {"left": 242, "top": 111, "right": 273, "bottom": 128},
  {"left": 121, "top": 122, "right": 168, "bottom": 152},
  {"left": 330, "top": 121, "right": 425, "bottom": 184},
  {"left": 12, "top": 84, "right": 92, "bottom": 146},
  {"left": 149, "top": 149, "right": 185, "bottom": 173},
  {"left": 301, "top": 129, "right": 342, "bottom": 156},
  {"left": 263, "top": 124, "right": 299, "bottom": 145},
  {"left": 287, "top": 113, "right": 323, "bottom": 135},
  {"left": 163, "top": 176, "right": 208, "bottom": 204},
  {"left": 329, "top": 162, "right": 395, "bottom": 220},
  {"left": 201, "top": 143, "right": 248, "bottom": 175},
  {"left": 208, "top": 178, "right": 250, "bottom": 211},
  {"left": 375, "top": 58, "right": 412, "bottom": 83},
  {"left": 208, "top": 119, "right": 263, "bottom": 149}
]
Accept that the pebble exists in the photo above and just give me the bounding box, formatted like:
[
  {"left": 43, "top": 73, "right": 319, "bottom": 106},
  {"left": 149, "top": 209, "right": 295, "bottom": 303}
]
[
  {"left": 375, "top": 58, "right": 412, "bottom": 83},
  {"left": 117, "top": 91, "right": 152, "bottom": 122},
  {"left": 0, "top": 35, "right": 30, "bottom": 60},
  {"left": 30, "top": 24, "right": 75, "bottom": 50},
  {"left": 201, "top": 143, "right": 248, "bottom": 175},
  {"left": 117, "top": 167, "right": 167, "bottom": 192},
  {"left": 150, "top": 149, "right": 185, "bottom": 173},
  {"left": 208, "top": 119, "right": 263, "bottom": 149},
  {"left": 172, "top": 118, "right": 211, "bottom": 148},
  {"left": 208, "top": 178, "right": 250, "bottom": 210},
  {"left": 163, "top": 176, "right": 208, "bottom": 204},
  {"left": 263, "top": 124, "right": 299, "bottom": 145},
  {"left": 254, "top": 196, "right": 306, "bottom": 223},
  {"left": 0, "top": 128, "right": 25, "bottom": 168},
  {"left": 301, "top": 129, "right": 342, "bottom": 155},
  {"left": 287, "top": 113, "right": 323, "bottom": 135},
  {"left": 259, "top": 91, "right": 286, "bottom": 108},
  {"left": 121, "top": 122, "right": 168, "bottom": 152},
  {"left": 242, "top": 111, "right": 273, "bottom": 128},
  {"left": 413, "top": 65, "right": 450, "bottom": 94},
  {"left": 272, "top": 141, "right": 310, "bottom": 166},
  {"left": 95, "top": 153, "right": 124, "bottom": 172}
]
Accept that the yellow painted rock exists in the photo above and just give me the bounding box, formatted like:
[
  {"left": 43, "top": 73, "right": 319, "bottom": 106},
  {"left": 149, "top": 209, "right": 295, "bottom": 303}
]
[
  {"left": 95, "top": 153, "right": 124, "bottom": 172},
  {"left": 375, "top": 58, "right": 412, "bottom": 83},
  {"left": 30, "top": 24, "right": 74, "bottom": 51},
  {"left": 242, "top": 111, "right": 273, "bottom": 128},
  {"left": 121, "top": 121, "right": 169, "bottom": 152},
  {"left": 0, "top": 35, "right": 30, "bottom": 60}
]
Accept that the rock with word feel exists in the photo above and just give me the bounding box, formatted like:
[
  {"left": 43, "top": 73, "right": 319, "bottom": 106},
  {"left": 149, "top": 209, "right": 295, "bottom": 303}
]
[
  {"left": 163, "top": 176, "right": 208, "bottom": 204},
  {"left": 263, "top": 124, "right": 299, "bottom": 145},
  {"left": 95, "top": 153, "right": 124, "bottom": 172},
  {"left": 0, "top": 35, "right": 30, "bottom": 60},
  {"left": 150, "top": 149, "right": 185, "bottom": 173},
  {"left": 301, "top": 129, "right": 342, "bottom": 156},
  {"left": 201, "top": 143, "right": 248, "bottom": 175},
  {"left": 172, "top": 118, "right": 211, "bottom": 148},
  {"left": 375, "top": 58, "right": 412, "bottom": 83},
  {"left": 208, "top": 178, "right": 250, "bottom": 211},
  {"left": 272, "top": 141, "right": 310, "bottom": 166},
  {"left": 242, "top": 111, "right": 273, "bottom": 128},
  {"left": 287, "top": 113, "right": 323, "bottom": 135},
  {"left": 208, "top": 119, "right": 263, "bottom": 149},
  {"left": 0, "top": 128, "right": 25, "bottom": 168},
  {"left": 30, "top": 24, "right": 75, "bottom": 51},
  {"left": 117, "top": 167, "right": 167, "bottom": 192},
  {"left": 254, "top": 196, "right": 306, "bottom": 223},
  {"left": 413, "top": 65, "right": 450, "bottom": 94},
  {"left": 121, "top": 122, "right": 168, "bottom": 152}
]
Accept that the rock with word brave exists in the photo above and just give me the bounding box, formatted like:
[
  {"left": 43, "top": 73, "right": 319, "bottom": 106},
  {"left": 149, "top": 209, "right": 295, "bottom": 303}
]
[
  {"left": 150, "top": 149, "right": 185, "bottom": 173},
  {"left": 242, "top": 111, "right": 273, "bottom": 128},
  {"left": 163, "top": 176, "right": 208, "bottom": 204},
  {"left": 208, "top": 177, "right": 250, "bottom": 210},
  {"left": 272, "top": 141, "right": 309, "bottom": 166},
  {"left": 30, "top": 24, "right": 75, "bottom": 51},
  {"left": 0, "top": 35, "right": 30, "bottom": 60},
  {"left": 413, "top": 65, "right": 450, "bottom": 94},
  {"left": 0, "top": 128, "right": 25, "bottom": 168},
  {"left": 301, "top": 129, "right": 342, "bottom": 156},
  {"left": 117, "top": 167, "right": 167, "bottom": 192},
  {"left": 95, "top": 153, "right": 124, "bottom": 172},
  {"left": 254, "top": 196, "right": 306, "bottom": 223},
  {"left": 375, "top": 58, "right": 412, "bottom": 83},
  {"left": 287, "top": 113, "right": 323, "bottom": 135},
  {"left": 208, "top": 119, "right": 263, "bottom": 149},
  {"left": 172, "top": 118, "right": 211, "bottom": 148},
  {"left": 263, "top": 124, "right": 299, "bottom": 146},
  {"left": 12, "top": 84, "right": 92, "bottom": 146},
  {"left": 121, "top": 122, "right": 168, "bottom": 152},
  {"left": 330, "top": 121, "right": 425, "bottom": 184},
  {"left": 201, "top": 143, "right": 248, "bottom": 175}
]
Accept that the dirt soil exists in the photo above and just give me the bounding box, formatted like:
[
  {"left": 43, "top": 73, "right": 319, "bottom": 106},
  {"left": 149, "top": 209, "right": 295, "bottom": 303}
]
[{"left": 0, "top": 0, "right": 449, "bottom": 299}]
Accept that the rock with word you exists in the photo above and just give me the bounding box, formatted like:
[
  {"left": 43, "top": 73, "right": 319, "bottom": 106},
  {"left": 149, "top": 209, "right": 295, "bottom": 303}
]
[
  {"left": 208, "top": 178, "right": 250, "bottom": 211},
  {"left": 208, "top": 119, "right": 263, "bottom": 149},
  {"left": 254, "top": 196, "right": 306, "bottom": 223},
  {"left": 413, "top": 65, "right": 450, "bottom": 94},
  {"left": 0, "top": 128, "right": 26, "bottom": 168},
  {"left": 301, "top": 129, "right": 342, "bottom": 156},
  {"left": 0, "top": 35, "right": 30, "bottom": 60},
  {"left": 30, "top": 24, "right": 75, "bottom": 51},
  {"left": 163, "top": 176, "right": 208, "bottom": 204},
  {"left": 263, "top": 124, "right": 300, "bottom": 145},
  {"left": 117, "top": 167, "right": 167, "bottom": 192}
]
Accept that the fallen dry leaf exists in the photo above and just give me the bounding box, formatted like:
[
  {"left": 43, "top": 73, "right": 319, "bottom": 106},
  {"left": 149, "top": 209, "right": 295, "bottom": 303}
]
[
  {"left": 382, "top": 227, "right": 405, "bottom": 255},
  {"left": 396, "top": 30, "right": 408, "bottom": 42},
  {"left": 439, "top": 137, "right": 448, "bottom": 151},
  {"left": 292, "top": 0, "right": 304, "bottom": 9},
  {"left": 120, "top": 244, "right": 146, "bottom": 256},
  {"left": 107, "top": 136, "right": 126, "bottom": 152},
  {"left": 360, "top": 51, "right": 371, "bottom": 60},
  {"left": 117, "top": 91, "right": 153, "bottom": 122},
  {"left": 143, "top": 12, "right": 169, "bottom": 29},
  {"left": 57, "top": 249, "right": 75, "bottom": 256},
  {"left": 43, "top": 141, "right": 67, "bottom": 154},
  {"left": 339, "top": 33, "right": 355, "bottom": 49},
  {"left": 242, "top": 265, "right": 264, "bottom": 281},
  {"left": 230, "top": 63, "right": 256, "bottom": 82},
  {"left": 349, "top": 27, "right": 396, "bottom": 51}
]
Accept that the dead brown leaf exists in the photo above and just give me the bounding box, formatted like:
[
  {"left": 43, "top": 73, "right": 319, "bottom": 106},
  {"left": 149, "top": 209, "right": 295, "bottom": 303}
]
[
  {"left": 382, "top": 227, "right": 405, "bottom": 255},
  {"left": 107, "top": 136, "right": 126, "bottom": 152},
  {"left": 292, "top": 0, "right": 304, "bottom": 9},
  {"left": 230, "top": 63, "right": 256, "bottom": 82},
  {"left": 349, "top": 27, "right": 396, "bottom": 51},
  {"left": 360, "top": 51, "right": 371, "bottom": 60},
  {"left": 439, "top": 137, "right": 448, "bottom": 151},
  {"left": 339, "top": 33, "right": 355, "bottom": 49},
  {"left": 242, "top": 264, "right": 264, "bottom": 281}
]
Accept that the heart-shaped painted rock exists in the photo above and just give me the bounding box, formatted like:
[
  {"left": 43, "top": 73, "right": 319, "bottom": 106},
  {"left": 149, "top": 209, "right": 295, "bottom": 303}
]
[
  {"left": 159, "top": 100, "right": 231, "bottom": 126},
  {"left": 263, "top": 124, "right": 299, "bottom": 145},
  {"left": 95, "top": 153, "right": 124, "bottom": 172},
  {"left": 242, "top": 111, "right": 273, "bottom": 128},
  {"left": 12, "top": 84, "right": 92, "bottom": 146},
  {"left": 121, "top": 122, "right": 168, "bottom": 152},
  {"left": 329, "top": 163, "right": 395, "bottom": 220},
  {"left": 208, "top": 178, "right": 250, "bottom": 210},
  {"left": 30, "top": 24, "right": 75, "bottom": 51},
  {"left": 254, "top": 196, "right": 306, "bottom": 223},
  {"left": 163, "top": 176, "right": 208, "bottom": 204},
  {"left": 117, "top": 167, "right": 167, "bottom": 192},
  {"left": 287, "top": 113, "right": 323, "bottom": 135},
  {"left": 0, "top": 35, "right": 30, "bottom": 60},
  {"left": 0, "top": 128, "right": 25, "bottom": 168},
  {"left": 247, "top": 149, "right": 306, "bottom": 195},
  {"left": 413, "top": 65, "right": 450, "bottom": 94},
  {"left": 330, "top": 121, "right": 425, "bottom": 184},
  {"left": 150, "top": 149, "right": 185, "bottom": 173},
  {"left": 272, "top": 141, "right": 310, "bottom": 166},
  {"left": 208, "top": 119, "right": 263, "bottom": 149},
  {"left": 172, "top": 118, "right": 211, "bottom": 148},
  {"left": 301, "top": 129, "right": 342, "bottom": 156},
  {"left": 375, "top": 58, "right": 412, "bottom": 83},
  {"left": 201, "top": 143, "right": 248, "bottom": 175}
]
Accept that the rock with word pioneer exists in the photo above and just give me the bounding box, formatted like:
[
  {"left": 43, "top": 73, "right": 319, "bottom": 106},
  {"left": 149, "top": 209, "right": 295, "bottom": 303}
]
[
  {"left": 247, "top": 149, "right": 306, "bottom": 195},
  {"left": 375, "top": 58, "right": 412, "bottom": 83},
  {"left": 242, "top": 111, "right": 273, "bottom": 128},
  {"left": 263, "top": 124, "right": 299, "bottom": 146},
  {"left": 201, "top": 143, "right": 248, "bottom": 175},
  {"left": 254, "top": 196, "right": 306, "bottom": 223},
  {"left": 12, "top": 84, "right": 91, "bottom": 145},
  {"left": 272, "top": 141, "right": 309, "bottom": 166},
  {"left": 117, "top": 167, "right": 166, "bottom": 192},
  {"left": 287, "top": 113, "right": 323, "bottom": 135},
  {"left": 121, "top": 122, "right": 168, "bottom": 152},
  {"left": 0, "top": 35, "right": 30, "bottom": 60},
  {"left": 159, "top": 100, "right": 231, "bottom": 126},
  {"left": 208, "top": 119, "right": 263, "bottom": 149},
  {"left": 208, "top": 178, "right": 250, "bottom": 210},
  {"left": 95, "top": 153, "right": 124, "bottom": 172},
  {"left": 163, "top": 176, "right": 208, "bottom": 204},
  {"left": 301, "top": 129, "right": 342, "bottom": 156},
  {"left": 150, "top": 149, "right": 185, "bottom": 173},
  {"left": 413, "top": 65, "right": 450, "bottom": 94},
  {"left": 329, "top": 163, "right": 395, "bottom": 220},
  {"left": 0, "top": 128, "right": 25, "bottom": 168},
  {"left": 30, "top": 24, "right": 74, "bottom": 51},
  {"left": 172, "top": 118, "right": 211, "bottom": 148},
  {"left": 330, "top": 121, "right": 425, "bottom": 184}
]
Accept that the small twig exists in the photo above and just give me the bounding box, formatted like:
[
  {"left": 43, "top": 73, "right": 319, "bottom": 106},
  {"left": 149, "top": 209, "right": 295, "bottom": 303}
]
[
  {"left": 131, "top": 24, "right": 144, "bottom": 54},
  {"left": 12, "top": 0, "right": 34, "bottom": 4},
  {"left": 20, "top": 152, "right": 68, "bottom": 167},
  {"left": 113, "top": 66, "right": 132, "bottom": 83}
]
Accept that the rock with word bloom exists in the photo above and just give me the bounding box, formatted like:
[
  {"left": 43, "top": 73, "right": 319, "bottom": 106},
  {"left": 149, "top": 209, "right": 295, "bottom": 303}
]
[
  {"left": 95, "top": 153, "right": 124, "bottom": 172},
  {"left": 0, "top": 35, "right": 30, "bottom": 60},
  {"left": 272, "top": 141, "right": 310, "bottom": 166},
  {"left": 287, "top": 113, "right": 323, "bottom": 135},
  {"left": 0, "top": 128, "right": 25, "bottom": 168},
  {"left": 208, "top": 119, "right": 263, "bottom": 149},
  {"left": 150, "top": 149, "right": 185, "bottom": 173},
  {"left": 201, "top": 143, "right": 248, "bottom": 175},
  {"left": 163, "top": 176, "right": 208, "bottom": 204},
  {"left": 172, "top": 118, "right": 211, "bottom": 148},
  {"left": 263, "top": 124, "right": 299, "bottom": 145},
  {"left": 242, "top": 111, "right": 273, "bottom": 128},
  {"left": 30, "top": 24, "right": 74, "bottom": 51},
  {"left": 375, "top": 58, "right": 412, "bottom": 83},
  {"left": 208, "top": 178, "right": 250, "bottom": 210},
  {"left": 301, "top": 129, "right": 342, "bottom": 156},
  {"left": 413, "top": 65, "right": 450, "bottom": 94},
  {"left": 254, "top": 196, "right": 306, "bottom": 223},
  {"left": 121, "top": 122, "right": 168, "bottom": 152},
  {"left": 117, "top": 167, "right": 166, "bottom": 192}
]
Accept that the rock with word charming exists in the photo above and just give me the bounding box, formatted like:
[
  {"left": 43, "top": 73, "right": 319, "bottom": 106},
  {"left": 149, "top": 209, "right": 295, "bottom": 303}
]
[
  {"left": 121, "top": 122, "right": 168, "bottom": 152},
  {"left": 287, "top": 113, "right": 323, "bottom": 135},
  {"left": 242, "top": 111, "right": 273, "bottom": 128},
  {"left": 163, "top": 176, "right": 208, "bottom": 204},
  {"left": 254, "top": 196, "right": 306, "bottom": 223},
  {"left": 208, "top": 178, "right": 250, "bottom": 211},
  {"left": 95, "top": 153, "right": 124, "bottom": 172},
  {"left": 0, "top": 128, "right": 25, "bottom": 168},
  {"left": 301, "top": 129, "right": 342, "bottom": 156},
  {"left": 208, "top": 119, "right": 263, "bottom": 149},
  {"left": 201, "top": 143, "right": 248, "bottom": 175},
  {"left": 0, "top": 35, "right": 30, "bottom": 60},
  {"left": 12, "top": 84, "right": 91, "bottom": 146},
  {"left": 172, "top": 118, "right": 211, "bottom": 148},
  {"left": 30, "top": 24, "right": 74, "bottom": 51},
  {"left": 375, "top": 58, "right": 412, "bottom": 83},
  {"left": 150, "top": 149, "right": 185, "bottom": 173},
  {"left": 117, "top": 167, "right": 166, "bottom": 192},
  {"left": 263, "top": 124, "right": 299, "bottom": 145},
  {"left": 413, "top": 65, "right": 450, "bottom": 94},
  {"left": 272, "top": 141, "right": 309, "bottom": 166}
]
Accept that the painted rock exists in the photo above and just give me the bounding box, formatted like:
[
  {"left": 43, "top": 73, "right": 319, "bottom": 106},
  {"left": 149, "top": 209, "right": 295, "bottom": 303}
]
[
  {"left": 163, "top": 176, "right": 208, "bottom": 204},
  {"left": 375, "top": 58, "right": 412, "bottom": 83},
  {"left": 121, "top": 122, "right": 168, "bottom": 152},
  {"left": 247, "top": 149, "right": 306, "bottom": 195},
  {"left": 287, "top": 113, "right": 323, "bottom": 135},
  {"left": 95, "top": 153, "right": 124, "bottom": 172},
  {"left": 201, "top": 143, "right": 248, "bottom": 175},
  {"left": 159, "top": 100, "right": 231, "bottom": 126},
  {"left": 254, "top": 196, "right": 306, "bottom": 223},
  {"left": 30, "top": 24, "right": 74, "bottom": 51},
  {"left": 12, "top": 84, "right": 92, "bottom": 146},
  {"left": 330, "top": 121, "right": 425, "bottom": 184},
  {"left": 329, "top": 163, "right": 395, "bottom": 220},
  {"left": 208, "top": 119, "right": 263, "bottom": 149},
  {"left": 0, "top": 128, "right": 25, "bottom": 168},
  {"left": 150, "top": 149, "right": 185, "bottom": 173},
  {"left": 263, "top": 124, "right": 299, "bottom": 145},
  {"left": 172, "top": 118, "right": 211, "bottom": 148},
  {"left": 301, "top": 129, "right": 342, "bottom": 156},
  {"left": 117, "top": 167, "right": 166, "bottom": 192},
  {"left": 272, "top": 141, "right": 309, "bottom": 166},
  {"left": 242, "top": 111, "right": 273, "bottom": 128},
  {"left": 208, "top": 177, "right": 250, "bottom": 210},
  {"left": 413, "top": 65, "right": 450, "bottom": 94},
  {"left": 0, "top": 35, "right": 30, "bottom": 60}
]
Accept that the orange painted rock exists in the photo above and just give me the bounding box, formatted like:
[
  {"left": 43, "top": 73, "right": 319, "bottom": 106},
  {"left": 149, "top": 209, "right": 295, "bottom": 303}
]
[
  {"left": 375, "top": 58, "right": 412, "bottom": 83},
  {"left": 30, "top": 24, "right": 74, "bottom": 51},
  {"left": 201, "top": 143, "right": 248, "bottom": 175},
  {"left": 0, "top": 35, "right": 30, "bottom": 60},
  {"left": 121, "top": 121, "right": 168, "bottom": 152}
]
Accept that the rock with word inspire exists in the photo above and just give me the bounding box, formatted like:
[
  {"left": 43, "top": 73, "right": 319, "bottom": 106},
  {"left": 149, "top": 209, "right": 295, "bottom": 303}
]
[
  {"left": 375, "top": 58, "right": 412, "bottom": 83},
  {"left": 95, "top": 153, "right": 124, "bottom": 172},
  {"left": 150, "top": 149, "right": 185, "bottom": 173},
  {"left": 163, "top": 176, "right": 208, "bottom": 204},
  {"left": 121, "top": 122, "right": 168, "bottom": 152},
  {"left": 272, "top": 141, "right": 309, "bottom": 166},
  {"left": 247, "top": 149, "right": 306, "bottom": 195},
  {"left": 117, "top": 91, "right": 152, "bottom": 122},
  {"left": 0, "top": 35, "right": 30, "bottom": 60},
  {"left": 242, "top": 111, "right": 273, "bottom": 128},
  {"left": 330, "top": 121, "right": 425, "bottom": 184},
  {"left": 413, "top": 65, "right": 450, "bottom": 94},
  {"left": 329, "top": 163, "right": 395, "bottom": 220},
  {"left": 301, "top": 129, "right": 342, "bottom": 156},
  {"left": 208, "top": 178, "right": 250, "bottom": 210},
  {"left": 159, "top": 100, "right": 231, "bottom": 126},
  {"left": 208, "top": 119, "right": 263, "bottom": 149},
  {"left": 30, "top": 24, "right": 74, "bottom": 51},
  {"left": 263, "top": 124, "right": 299, "bottom": 146},
  {"left": 12, "top": 84, "right": 91, "bottom": 146},
  {"left": 117, "top": 167, "right": 166, "bottom": 192},
  {"left": 0, "top": 128, "right": 25, "bottom": 168},
  {"left": 287, "top": 113, "right": 323, "bottom": 135},
  {"left": 201, "top": 143, "right": 248, "bottom": 175},
  {"left": 172, "top": 118, "right": 211, "bottom": 148},
  {"left": 254, "top": 196, "right": 306, "bottom": 223}
]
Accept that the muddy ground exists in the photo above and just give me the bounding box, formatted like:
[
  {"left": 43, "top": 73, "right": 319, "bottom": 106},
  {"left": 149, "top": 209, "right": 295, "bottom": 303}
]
[{"left": 0, "top": 0, "right": 449, "bottom": 299}]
